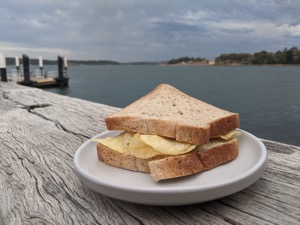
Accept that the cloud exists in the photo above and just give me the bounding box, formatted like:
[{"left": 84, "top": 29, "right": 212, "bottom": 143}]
[
  {"left": 0, "top": 41, "right": 71, "bottom": 58},
  {"left": 0, "top": 0, "right": 300, "bottom": 61}
]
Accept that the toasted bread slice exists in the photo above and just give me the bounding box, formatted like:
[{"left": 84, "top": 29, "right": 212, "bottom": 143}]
[
  {"left": 106, "top": 84, "right": 239, "bottom": 145},
  {"left": 97, "top": 143, "right": 153, "bottom": 173},
  {"left": 97, "top": 138, "right": 239, "bottom": 181}
]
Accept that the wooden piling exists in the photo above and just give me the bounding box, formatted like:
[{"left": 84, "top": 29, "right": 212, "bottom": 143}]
[
  {"left": 0, "top": 53, "right": 7, "bottom": 82},
  {"left": 15, "top": 56, "right": 20, "bottom": 76},
  {"left": 39, "top": 56, "right": 44, "bottom": 77},
  {"left": 57, "top": 55, "right": 64, "bottom": 79},
  {"left": 20, "top": 54, "right": 33, "bottom": 85}
]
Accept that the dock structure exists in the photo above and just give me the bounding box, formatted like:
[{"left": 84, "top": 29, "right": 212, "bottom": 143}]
[
  {"left": 0, "top": 53, "right": 69, "bottom": 88},
  {"left": 16, "top": 54, "right": 69, "bottom": 88}
]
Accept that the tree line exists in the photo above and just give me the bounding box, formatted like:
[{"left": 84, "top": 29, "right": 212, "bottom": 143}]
[
  {"left": 167, "top": 57, "right": 208, "bottom": 64},
  {"left": 215, "top": 47, "right": 300, "bottom": 65}
]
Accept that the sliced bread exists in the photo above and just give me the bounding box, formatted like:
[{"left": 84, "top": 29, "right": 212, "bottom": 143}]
[
  {"left": 97, "top": 138, "right": 239, "bottom": 181},
  {"left": 106, "top": 84, "right": 239, "bottom": 145}
]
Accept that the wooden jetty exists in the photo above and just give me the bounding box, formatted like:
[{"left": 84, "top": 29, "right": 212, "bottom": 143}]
[
  {"left": 1, "top": 53, "right": 69, "bottom": 88},
  {"left": 0, "top": 82, "right": 299, "bottom": 225},
  {"left": 17, "top": 54, "right": 69, "bottom": 88}
]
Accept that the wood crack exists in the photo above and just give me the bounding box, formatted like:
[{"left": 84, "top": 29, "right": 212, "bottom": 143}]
[
  {"left": 3, "top": 91, "right": 90, "bottom": 139},
  {"left": 53, "top": 118, "right": 90, "bottom": 139},
  {"left": 30, "top": 109, "right": 90, "bottom": 140},
  {"left": 23, "top": 104, "right": 52, "bottom": 111},
  {"left": 26, "top": 109, "right": 90, "bottom": 139},
  {"left": 2, "top": 91, "right": 23, "bottom": 107}
]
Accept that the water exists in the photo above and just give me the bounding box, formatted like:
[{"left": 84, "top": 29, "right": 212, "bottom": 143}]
[{"left": 26, "top": 65, "right": 300, "bottom": 146}]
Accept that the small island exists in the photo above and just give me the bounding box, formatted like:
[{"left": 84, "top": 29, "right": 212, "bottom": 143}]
[{"left": 166, "top": 56, "right": 212, "bottom": 65}]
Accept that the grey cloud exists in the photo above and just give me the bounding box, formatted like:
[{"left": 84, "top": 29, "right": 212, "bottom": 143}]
[
  {"left": 219, "top": 27, "right": 254, "bottom": 34},
  {"left": 151, "top": 20, "right": 210, "bottom": 34},
  {"left": 1, "top": 0, "right": 300, "bottom": 61}
]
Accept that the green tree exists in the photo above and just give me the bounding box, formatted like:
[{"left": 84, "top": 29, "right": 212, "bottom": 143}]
[{"left": 203, "top": 47, "right": 300, "bottom": 65}]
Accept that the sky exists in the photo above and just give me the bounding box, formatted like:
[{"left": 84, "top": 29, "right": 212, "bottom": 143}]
[{"left": 0, "top": 0, "right": 300, "bottom": 62}]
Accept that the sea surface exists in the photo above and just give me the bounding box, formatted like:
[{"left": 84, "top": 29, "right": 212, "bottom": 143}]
[{"left": 15, "top": 64, "right": 300, "bottom": 146}]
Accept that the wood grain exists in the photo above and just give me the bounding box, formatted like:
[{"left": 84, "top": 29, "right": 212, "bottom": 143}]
[{"left": 1, "top": 82, "right": 299, "bottom": 225}]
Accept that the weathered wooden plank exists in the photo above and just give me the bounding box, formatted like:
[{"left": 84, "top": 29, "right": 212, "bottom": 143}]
[
  {"left": 1, "top": 83, "right": 119, "bottom": 139},
  {"left": 1, "top": 82, "right": 300, "bottom": 225},
  {"left": 0, "top": 106, "right": 142, "bottom": 225}
]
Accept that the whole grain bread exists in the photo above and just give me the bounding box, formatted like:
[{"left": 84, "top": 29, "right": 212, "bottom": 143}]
[
  {"left": 106, "top": 84, "right": 239, "bottom": 145},
  {"left": 97, "top": 138, "right": 239, "bottom": 181}
]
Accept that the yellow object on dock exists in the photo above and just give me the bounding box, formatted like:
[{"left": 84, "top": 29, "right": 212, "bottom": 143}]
[{"left": 35, "top": 78, "right": 56, "bottom": 84}]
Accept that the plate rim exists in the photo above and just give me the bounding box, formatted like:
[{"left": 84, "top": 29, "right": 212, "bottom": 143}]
[{"left": 74, "top": 128, "right": 267, "bottom": 194}]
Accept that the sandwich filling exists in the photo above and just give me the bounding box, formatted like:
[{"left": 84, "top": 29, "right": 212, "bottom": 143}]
[{"left": 92, "top": 130, "right": 240, "bottom": 159}]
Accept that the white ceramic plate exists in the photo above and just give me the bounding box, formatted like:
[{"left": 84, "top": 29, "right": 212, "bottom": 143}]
[{"left": 74, "top": 129, "right": 267, "bottom": 206}]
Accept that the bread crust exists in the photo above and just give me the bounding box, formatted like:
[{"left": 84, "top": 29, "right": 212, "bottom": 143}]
[
  {"left": 96, "top": 138, "right": 239, "bottom": 181},
  {"left": 148, "top": 153, "right": 204, "bottom": 181},
  {"left": 196, "top": 138, "right": 239, "bottom": 170},
  {"left": 97, "top": 144, "right": 138, "bottom": 171},
  {"left": 105, "top": 84, "right": 239, "bottom": 145}
]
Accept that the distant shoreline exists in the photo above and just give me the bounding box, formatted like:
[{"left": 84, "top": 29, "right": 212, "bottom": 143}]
[
  {"left": 4, "top": 56, "right": 300, "bottom": 67},
  {"left": 5, "top": 63, "right": 300, "bottom": 67},
  {"left": 212, "top": 64, "right": 300, "bottom": 67},
  {"left": 160, "top": 63, "right": 300, "bottom": 67}
]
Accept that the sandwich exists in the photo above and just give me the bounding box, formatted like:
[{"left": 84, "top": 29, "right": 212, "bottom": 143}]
[{"left": 93, "top": 84, "right": 240, "bottom": 181}]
